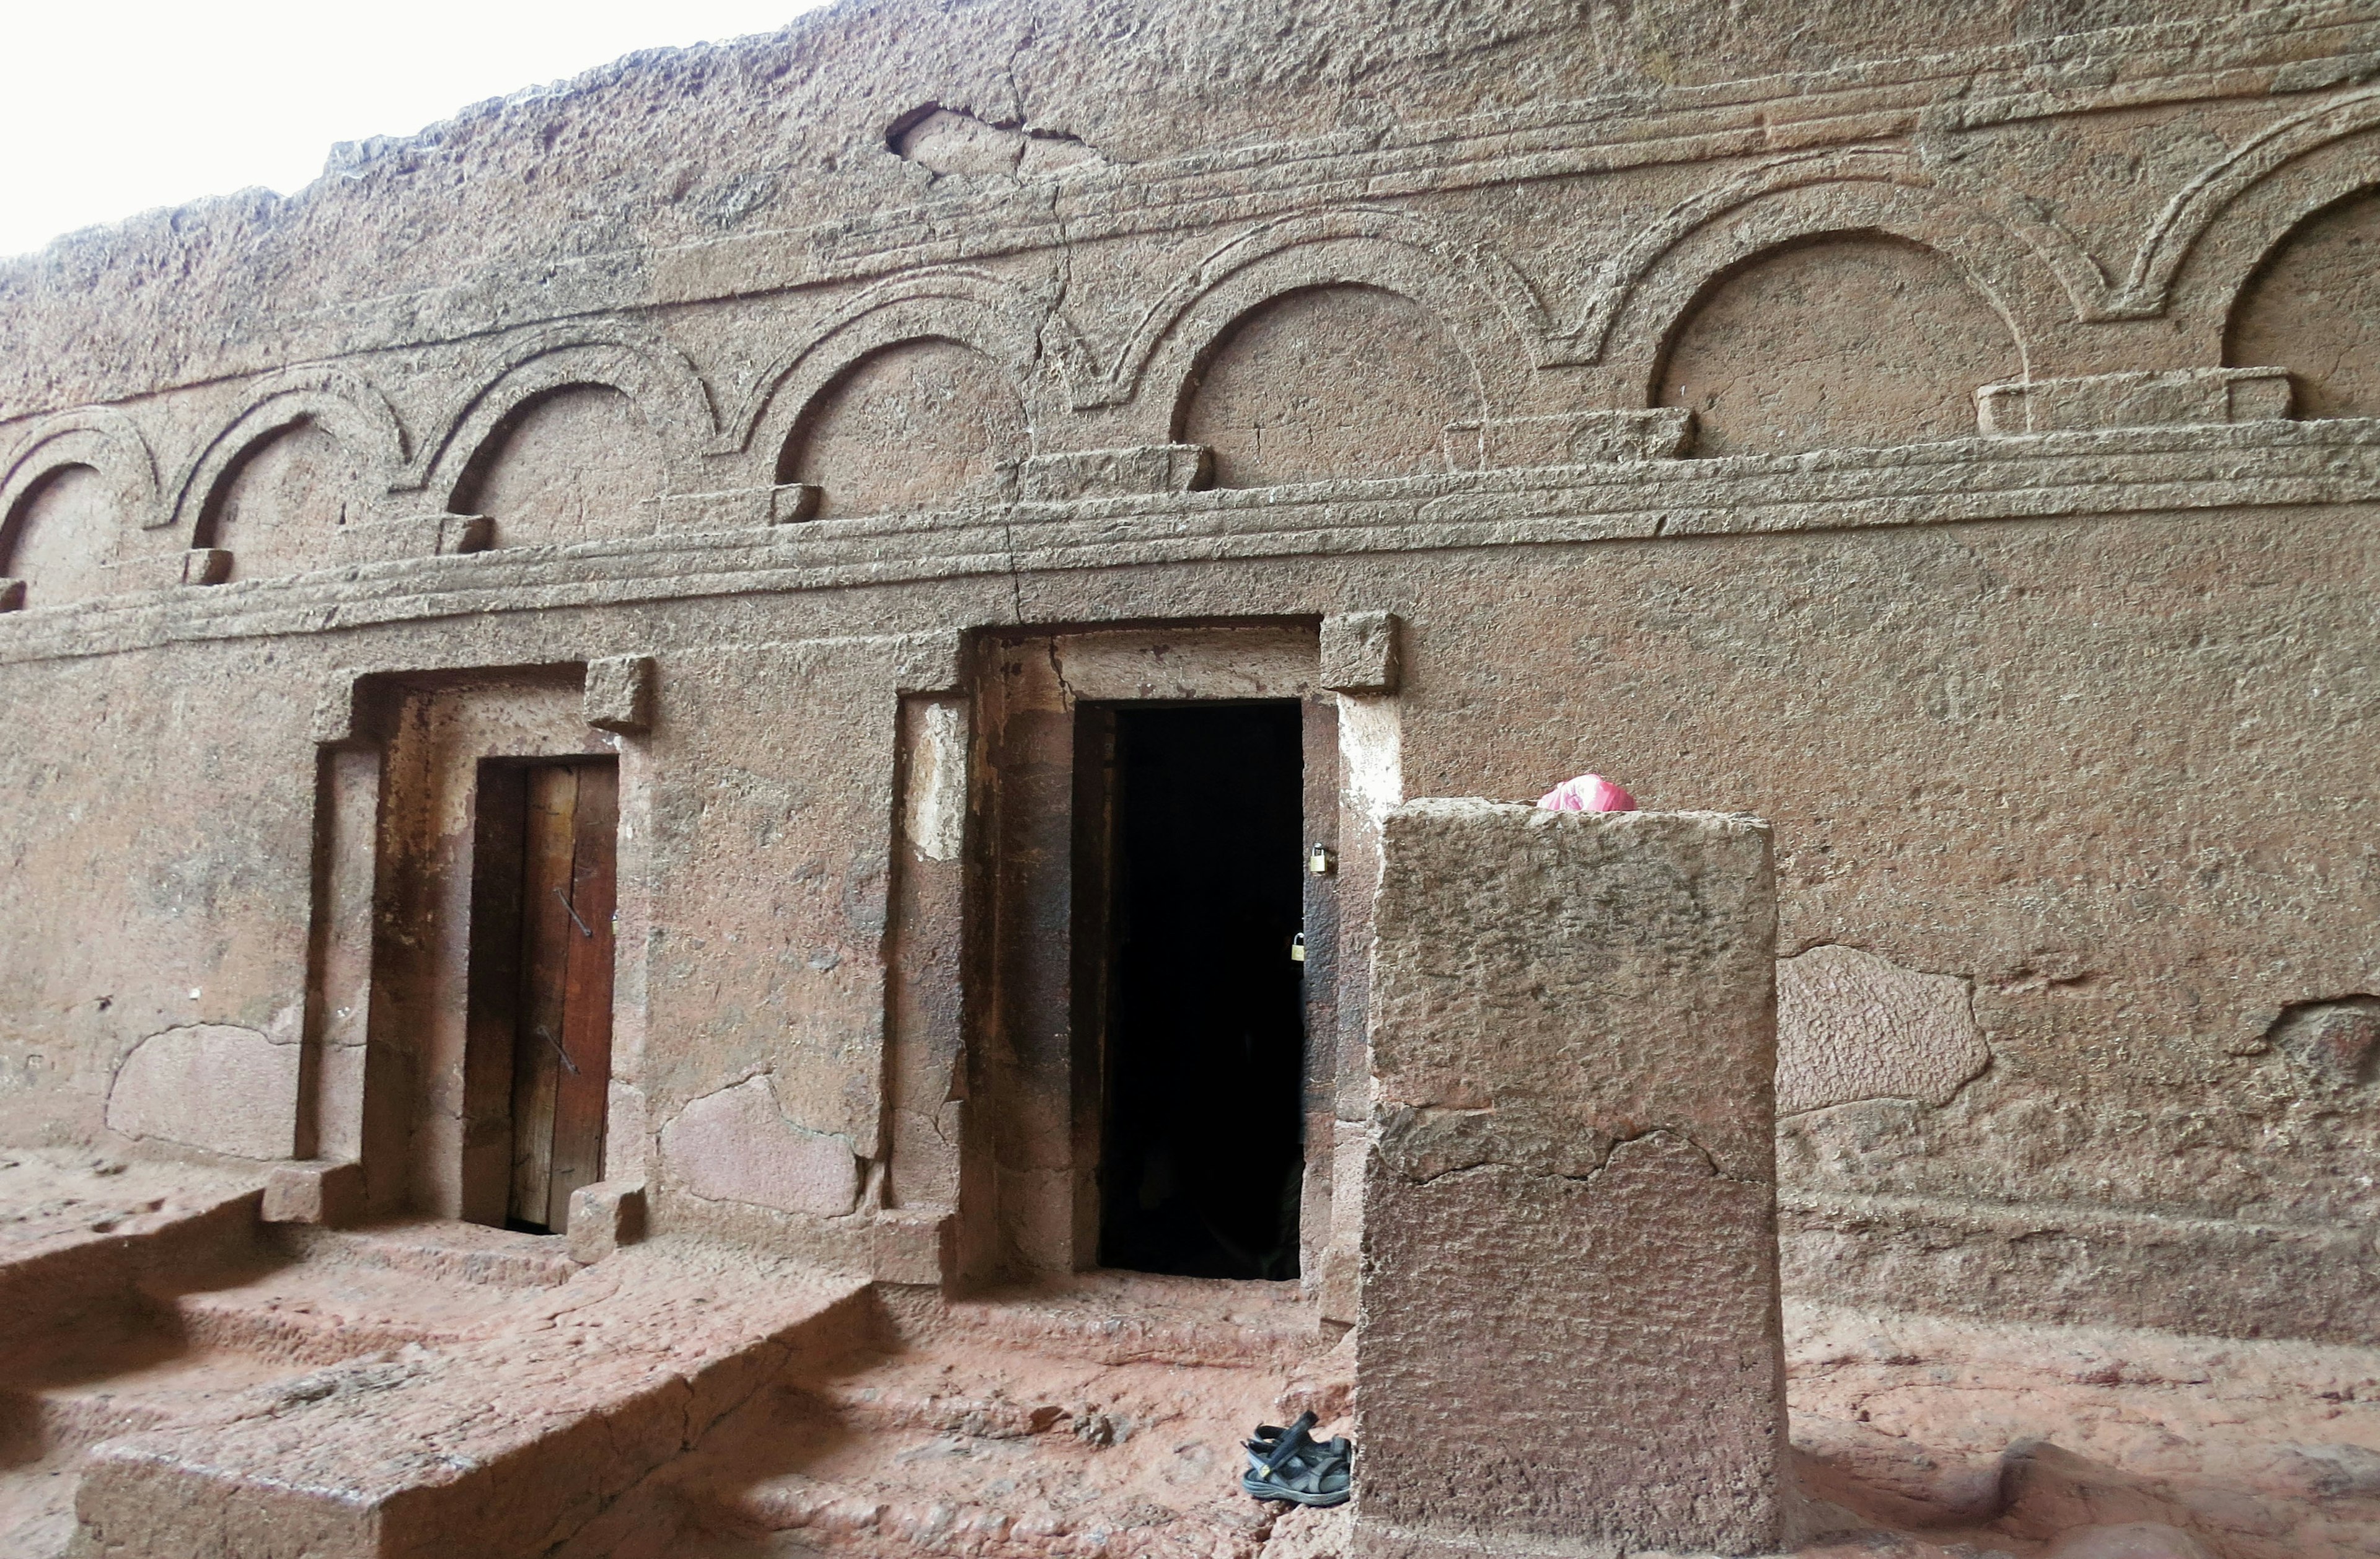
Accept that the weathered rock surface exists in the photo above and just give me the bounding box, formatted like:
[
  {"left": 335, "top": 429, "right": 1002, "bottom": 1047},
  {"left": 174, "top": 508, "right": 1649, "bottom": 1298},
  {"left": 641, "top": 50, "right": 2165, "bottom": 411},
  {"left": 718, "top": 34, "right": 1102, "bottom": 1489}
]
[{"left": 1778, "top": 945, "right": 1989, "bottom": 1115}]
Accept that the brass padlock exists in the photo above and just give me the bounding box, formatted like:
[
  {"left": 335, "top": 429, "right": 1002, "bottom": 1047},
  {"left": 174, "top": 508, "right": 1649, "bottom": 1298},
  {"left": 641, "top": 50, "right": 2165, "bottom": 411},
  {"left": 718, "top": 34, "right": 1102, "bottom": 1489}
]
[{"left": 1290, "top": 933, "right": 1307, "bottom": 963}]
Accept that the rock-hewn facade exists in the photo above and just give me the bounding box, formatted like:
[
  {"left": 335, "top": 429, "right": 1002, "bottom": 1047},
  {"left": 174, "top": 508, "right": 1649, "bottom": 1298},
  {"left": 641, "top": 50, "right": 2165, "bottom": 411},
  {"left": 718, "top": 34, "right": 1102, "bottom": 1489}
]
[{"left": 2, "top": 2, "right": 2378, "bottom": 1554}]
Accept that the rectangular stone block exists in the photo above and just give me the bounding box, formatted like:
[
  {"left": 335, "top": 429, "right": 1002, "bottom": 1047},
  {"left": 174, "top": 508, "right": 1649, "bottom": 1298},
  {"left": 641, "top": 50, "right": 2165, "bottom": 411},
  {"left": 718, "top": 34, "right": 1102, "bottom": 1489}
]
[
  {"left": 1977, "top": 367, "right": 2293, "bottom": 434},
  {"left": 1017, "top": 443, "right": 1212, "bottom": 501},
  {"left": 584, "top": 654, "right": 656, "bottom": 733},
  {"left": 1320, "top": 611, "right": 1400, "bottom": 695},
  {"left": 894, "top": 628, "right": 967, "bottom": 695},
  {"left": 327, "top": 512, "right": 492, "bottom": 564},
  {"left": 311, "top": 674, "right": 365, "bottom": 746},
  {"left": 1443, "top": 408, "right": 1693, "bottom": 470},
  {"left": 262, "top": 1159, "right": 367, "bottom": 1226},
  {"left": 868, "top": 1206, "right": 958, "bottom": 1286},
  {"left": 1355, "top": 801, "right": 1783, "bottom": 1559},
  {"left": 657, "top": 485, "right": 819, "bottom": 530},
  {"left": 566, "top": 1179, "right": 647, "bottom": 1263},
  {"left": 182, "top": 548, "right": 233, "bottom": 586}
]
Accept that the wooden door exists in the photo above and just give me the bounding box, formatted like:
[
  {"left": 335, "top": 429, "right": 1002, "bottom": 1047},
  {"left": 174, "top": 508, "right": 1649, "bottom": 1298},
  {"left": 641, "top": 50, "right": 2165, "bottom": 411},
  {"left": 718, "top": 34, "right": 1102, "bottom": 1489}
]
[{"left": 508, "top": 762, "right": 617, "bottom": 1233}]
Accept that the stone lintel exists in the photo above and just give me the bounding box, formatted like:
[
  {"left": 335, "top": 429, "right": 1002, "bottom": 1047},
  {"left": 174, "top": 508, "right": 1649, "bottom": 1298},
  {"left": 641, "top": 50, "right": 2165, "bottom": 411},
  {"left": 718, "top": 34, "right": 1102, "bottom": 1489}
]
[{"left": 1355, "top": 801, "right": 1783, "bottom": 1559}]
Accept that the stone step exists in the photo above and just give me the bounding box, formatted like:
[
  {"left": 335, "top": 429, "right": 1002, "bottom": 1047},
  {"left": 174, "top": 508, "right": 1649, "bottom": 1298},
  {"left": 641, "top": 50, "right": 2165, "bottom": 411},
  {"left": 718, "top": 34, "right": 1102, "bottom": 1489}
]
[
  {"left": 568, "top": 1290, "right": 1308, "bottom": 1559},
  {"left": 714, "top": 1467, "right": 1275, "bottom": 1559},
  {"left": 0, "top": 1157, "right": 266, "bottom": 1361},
  {"left": 170, "top": 1292, "right": 462, "bottom": 1369},
  {"left": 268, "top": 1218, "right": 580, "bottom": 1289},
  {"left": 159, "top": 1247, "right": 547, "bottom": 1368},
  {"left": 74, "top": 1239, "right": 874, "bottom": 1559},
  {"left": 0, "top": 1347, "right": 303, "bottom": 1559},
  {"left": 917, "top": 1271, "right": 1325, "bottom": 1370},
  {"left": 0, "top": 1471, "right": 76, "bottom": 1559}
]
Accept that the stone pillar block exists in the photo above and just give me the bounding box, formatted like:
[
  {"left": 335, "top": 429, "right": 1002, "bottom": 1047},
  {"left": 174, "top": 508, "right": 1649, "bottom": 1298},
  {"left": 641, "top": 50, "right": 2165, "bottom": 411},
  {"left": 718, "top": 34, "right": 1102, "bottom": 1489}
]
[
  {"left": 584, "top": 655, "right": 656, "bottom": 734},
  {"left": 1016, "top": 444, "right": 1213, "bottom": 500},
  {"left": 566, "top": 1180, "right": 647, "bottom": 1264},
  {"left": 1355, "top": 801, "right": 1783, "bottom": 1559},
  {"left": 1321, "top": 611, "right": 1401, "bottom": 695},
  {"left": 1976, "top": 366, "right": 2293, "bottom": 434},
  {"left": 262, "top": 1160, "right": 367, "bottom": 1227}
]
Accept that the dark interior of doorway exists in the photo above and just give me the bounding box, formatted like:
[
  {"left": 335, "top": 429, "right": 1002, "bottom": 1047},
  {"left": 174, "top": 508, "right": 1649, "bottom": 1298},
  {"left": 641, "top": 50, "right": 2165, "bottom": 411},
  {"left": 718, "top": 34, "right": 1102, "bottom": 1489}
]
[
  {"left": 469, "top": 758, "right": 618, "bottom": 1236},
  {"left": 1096, "top": 703, "right": 1306, "bottom": 1280}
]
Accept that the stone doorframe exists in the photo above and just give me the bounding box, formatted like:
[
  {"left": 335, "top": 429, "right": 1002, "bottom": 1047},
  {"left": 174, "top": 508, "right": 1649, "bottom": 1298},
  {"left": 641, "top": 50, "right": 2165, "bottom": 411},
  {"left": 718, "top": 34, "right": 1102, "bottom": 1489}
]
[
  {"left": 309, "top": 661, "right": 656, "bottom": 1225},
  {"left": 960, "top": 617, "right": 1401, "bottom": 1313}
]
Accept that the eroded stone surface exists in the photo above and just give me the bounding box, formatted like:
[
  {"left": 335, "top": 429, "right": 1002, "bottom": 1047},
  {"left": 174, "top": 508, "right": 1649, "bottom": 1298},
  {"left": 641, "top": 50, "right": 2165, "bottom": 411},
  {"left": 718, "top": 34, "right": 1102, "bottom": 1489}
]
[
  {"left": 1778, "top": 944, "right": 1990, "bottom": 1116},
  {"left": 660, "top": 1075, "right": 860, "bottom": 1218},
  {"left": 103, "top": 1027, "right": 298, "bottom": 1161},
  {"left": 2267, "top": 996, "right": 2380, "bottom": 1089}
]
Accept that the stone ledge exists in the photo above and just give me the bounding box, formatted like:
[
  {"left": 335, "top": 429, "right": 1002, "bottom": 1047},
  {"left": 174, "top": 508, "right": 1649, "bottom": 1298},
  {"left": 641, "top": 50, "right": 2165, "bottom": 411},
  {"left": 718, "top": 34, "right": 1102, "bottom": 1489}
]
[
  {"left": 1443, "top": 408, "right": 1693, "bottom": 468},
  {"left": 1781, "top": 1188, "right": 2378, "bottom": 1343},
  {"left": 1017, "top": 444, "right": 1211, "bottom": 501},
  {"left": 4, "top": 421, "right": 2379, "bottom": 667}
]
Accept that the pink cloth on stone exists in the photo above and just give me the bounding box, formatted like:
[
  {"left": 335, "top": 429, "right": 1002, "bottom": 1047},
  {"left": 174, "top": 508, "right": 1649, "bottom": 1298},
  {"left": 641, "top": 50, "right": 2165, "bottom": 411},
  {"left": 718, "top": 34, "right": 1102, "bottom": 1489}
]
[{"left": 1537, "top": 773, "right": 1638, "bottom": 813}]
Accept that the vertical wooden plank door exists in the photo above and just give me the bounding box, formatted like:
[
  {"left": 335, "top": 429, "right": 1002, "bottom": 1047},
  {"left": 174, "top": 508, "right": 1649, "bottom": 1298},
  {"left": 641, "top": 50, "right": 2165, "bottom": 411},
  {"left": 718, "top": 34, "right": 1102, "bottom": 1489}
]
[{"left": 508, "top": 762, "right": 617, "bottom": 1233}]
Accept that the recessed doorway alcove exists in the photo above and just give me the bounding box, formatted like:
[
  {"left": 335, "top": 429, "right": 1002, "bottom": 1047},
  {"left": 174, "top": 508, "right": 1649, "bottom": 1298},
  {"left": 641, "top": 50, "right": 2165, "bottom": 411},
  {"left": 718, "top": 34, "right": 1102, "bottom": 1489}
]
[
  {"left": 963, "top": 624, "right": 1379, "bottom": 1293},
  {"left": 1088, "top": 702, "right": 1307, "bottom": 1279}
]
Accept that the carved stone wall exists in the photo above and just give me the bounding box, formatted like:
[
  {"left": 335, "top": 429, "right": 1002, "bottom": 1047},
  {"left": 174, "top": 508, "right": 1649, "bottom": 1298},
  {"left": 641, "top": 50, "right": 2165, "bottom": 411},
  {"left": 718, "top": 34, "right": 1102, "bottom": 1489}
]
[{"left": 0, "top": 0, "right": 2374, "bottom": 1339}]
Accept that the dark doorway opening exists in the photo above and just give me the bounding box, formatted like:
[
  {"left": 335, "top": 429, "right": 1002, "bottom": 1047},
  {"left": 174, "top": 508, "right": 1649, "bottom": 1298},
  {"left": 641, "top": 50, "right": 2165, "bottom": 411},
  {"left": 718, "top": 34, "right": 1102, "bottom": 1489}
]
[
  {"left": 469, "top": 758, "right": 618, "bottom": 1235},
  {"left": 1093, "top": 703, "right": 1306, "bottom": 1279}
]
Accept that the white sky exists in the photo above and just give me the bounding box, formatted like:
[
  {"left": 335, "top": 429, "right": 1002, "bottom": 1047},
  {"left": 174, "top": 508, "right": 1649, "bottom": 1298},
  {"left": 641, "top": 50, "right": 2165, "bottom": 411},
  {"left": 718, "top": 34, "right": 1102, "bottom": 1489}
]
[{"left": 0, "top": 1, "right": 831, "bottom": 260}]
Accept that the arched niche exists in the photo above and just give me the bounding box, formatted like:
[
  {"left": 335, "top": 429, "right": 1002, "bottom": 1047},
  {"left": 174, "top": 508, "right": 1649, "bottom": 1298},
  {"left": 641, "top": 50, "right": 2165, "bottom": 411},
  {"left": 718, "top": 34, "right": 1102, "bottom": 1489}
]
[
  {"left": 2, "top": 465, "right": 117, "bottom": 607},
  {"left": 449, "top": 385, "right": 668, "bottom": 549},
  {"left": 1657, "top": 234, "right": 2019, "bottom": 458},
  {"left": 200, "top": 419, "right": 370, "bottom": 580},
  {"left": 777, "top": 338, "right": 1028, "bottom": 520},
  {"left": 1173, "top": 284, "right": 1480, "bottom": 489},
  {"left": 2226, "top": 187, "right": 2380, "bottom": 419}
]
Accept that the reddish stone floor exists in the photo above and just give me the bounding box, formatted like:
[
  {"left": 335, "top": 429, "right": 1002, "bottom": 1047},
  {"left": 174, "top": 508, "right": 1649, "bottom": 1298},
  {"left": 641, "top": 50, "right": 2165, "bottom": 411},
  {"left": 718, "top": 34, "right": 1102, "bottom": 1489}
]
[{"left": 0, "top": 1153, "right": 2371, "bottom": 1558}]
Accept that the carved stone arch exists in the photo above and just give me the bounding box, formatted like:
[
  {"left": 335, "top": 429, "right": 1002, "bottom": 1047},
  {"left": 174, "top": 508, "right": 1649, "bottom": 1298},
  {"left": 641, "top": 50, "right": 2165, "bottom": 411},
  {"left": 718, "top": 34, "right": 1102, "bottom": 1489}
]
[
  {"left": 410, "top": 323, "right": 719, "bottom": 504},
  {"left": 2146, "top": 108, "right": 2380, "bottom": 358},
  {"left": 1603, "top": 174, "right": 2052, "bottom": 402},
  {"left": 0, "top": 408, "right": 163, "bottom": 571},
  {"left": 1578, "top": 147, "right": 2090, "bottom": 379},
  {"left": 170, "top": 367, "right": 408, "bottom": 543},
  {"left": 2118, "top": 85, "right": 2380, "bottom": 327},
  {"left": 1119, "top": 208, "right": 1549, "bottom": 422},
  {"left": 731, "top": 270, "right": 1065, "bottom": 478}
]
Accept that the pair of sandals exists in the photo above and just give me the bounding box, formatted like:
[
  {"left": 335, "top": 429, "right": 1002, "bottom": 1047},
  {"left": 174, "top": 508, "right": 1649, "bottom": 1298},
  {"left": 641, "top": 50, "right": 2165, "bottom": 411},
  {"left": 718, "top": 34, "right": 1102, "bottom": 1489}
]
[{"left": 1240, "top": 1410, "right": 1352, "bottom": 1507}]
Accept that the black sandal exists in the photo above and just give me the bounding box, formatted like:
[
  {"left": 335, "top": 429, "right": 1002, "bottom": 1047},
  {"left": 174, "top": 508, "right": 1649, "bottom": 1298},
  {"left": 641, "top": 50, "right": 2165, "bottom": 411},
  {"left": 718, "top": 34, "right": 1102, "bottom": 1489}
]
[{"left": 1241, "top": 1411, "right": 1352, "bottom": 1507}]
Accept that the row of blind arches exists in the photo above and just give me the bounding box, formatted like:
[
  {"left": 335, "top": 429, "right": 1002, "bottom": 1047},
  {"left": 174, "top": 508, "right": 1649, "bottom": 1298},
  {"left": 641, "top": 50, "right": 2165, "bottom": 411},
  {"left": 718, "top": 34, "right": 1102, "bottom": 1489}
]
[{"left": 6, "top": 191, "right": 2378, "bottom": 607}]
